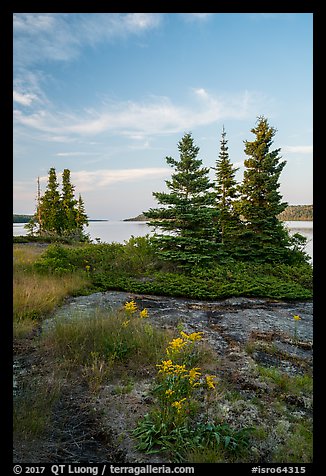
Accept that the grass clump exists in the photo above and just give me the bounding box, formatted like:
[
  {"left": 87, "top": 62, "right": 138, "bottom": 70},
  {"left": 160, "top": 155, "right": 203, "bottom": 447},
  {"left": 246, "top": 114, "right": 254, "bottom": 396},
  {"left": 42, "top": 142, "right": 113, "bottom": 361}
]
[
  {"left": 41, "top": 301, "right": 171, "bottom": 382},
  {"left": 271, "top": 420, "right": 313, "bottom": 463},
  {"left": 13, "top": 377, "right": 61, "bottom": 440},
  {"left": 257, "top": 366, "right": 313, "bottom": 397},
  {"left": 14, "top": 272, "right": 89, "bottom": 322},
  {"left": 13, "top": 244, "right": 90, "bottom": 338}
]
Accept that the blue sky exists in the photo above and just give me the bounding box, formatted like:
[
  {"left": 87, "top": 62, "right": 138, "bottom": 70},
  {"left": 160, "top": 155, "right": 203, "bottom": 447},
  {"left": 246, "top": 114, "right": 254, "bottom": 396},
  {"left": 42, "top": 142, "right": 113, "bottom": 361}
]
[{"left": 13, "top": 13, "right": 313, "bottom": 220}]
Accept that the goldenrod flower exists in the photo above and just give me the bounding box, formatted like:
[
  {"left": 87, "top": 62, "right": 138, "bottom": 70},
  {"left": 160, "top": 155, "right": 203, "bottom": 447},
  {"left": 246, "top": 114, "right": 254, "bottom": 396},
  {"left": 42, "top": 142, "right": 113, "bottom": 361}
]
[
  {"left": 205, "top": 374, "right": 218, "bottom": 390},
  {"left": 188, "top": 367, "right": 201, "bottom": 385},
  {"left": 172, "top": 398, "right": 187, "bottom": 413},
  {"left": 173, "top": 364, "right": 188, "bottom": 375},
  {"left": 170, "top": 337, "right": 187, "bottom": 349},
  {"left": 165, "top": 389, "right": 174, "bottom": 397},
  {"left": 124, "top": 300, "right": 137, "bottom": 313},
  {"left": 180, "top": 331, "right": 203, "bottom": 341},
  {"left": 293, "top": 315, "right": 301, "bottom": 343},
  {"left": 156, "top": 360, "right": 174, "bottom": 374},
  {"left": 139, "top": 308, "right": 149, "bottom": 319},
  {"left": 167, "top": 337, "right": 187, "bottom": 355}
]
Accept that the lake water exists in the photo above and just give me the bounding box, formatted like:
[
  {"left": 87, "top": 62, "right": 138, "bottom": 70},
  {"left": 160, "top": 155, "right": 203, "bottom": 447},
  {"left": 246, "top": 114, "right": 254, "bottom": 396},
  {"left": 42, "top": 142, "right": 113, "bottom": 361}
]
[{"left": 13, "top": 220, "right": 313, "bottom": 262}]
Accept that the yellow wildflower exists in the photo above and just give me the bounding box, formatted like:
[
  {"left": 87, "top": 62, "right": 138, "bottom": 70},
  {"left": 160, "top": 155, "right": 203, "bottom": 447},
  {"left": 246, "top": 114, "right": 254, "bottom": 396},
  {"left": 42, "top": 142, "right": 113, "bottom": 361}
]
[
  {"left": 122, "top": 320, "right": 130, "bottom": 328},
  {"left": 167, "top": 337, "right": 187, "bottom": 355},
  {"left": 180, "top": 331, "right": 203, "bottom": 341},
  {"left": 188, "top": 367, "right": 201, "bottom": 386},
  {"left": 124, "top": 300, "right": 137, "bottom": 313},
  {"left": 165, "top": 389, "right": 174, "bottom": 397},
  {"left": 156, "top": 360, "right": 174, "bottom": 374},
  {"left": 172, "top": 398, "right": 187, "bottom": 413},
  {"left": 205, "top": 374, "right": 218, "bottom": 390},
  {"left": 139, "top": 308, "right": 149, "bottom": 319},
  {"left": 173, "top": 364, "right": 188, "bottom": 375},
  {"left": 293, "top": 314, "right": 301, "bottom": 343}
]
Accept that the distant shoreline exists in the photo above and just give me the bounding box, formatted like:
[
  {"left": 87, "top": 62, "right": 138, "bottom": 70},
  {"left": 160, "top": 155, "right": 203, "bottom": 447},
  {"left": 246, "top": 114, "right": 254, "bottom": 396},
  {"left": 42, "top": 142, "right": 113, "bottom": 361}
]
[
  {"left": 14, "top": 204, "right": 313, "bottom": 224},
  {"left": 13, "top": 215, "right": 108, "bottom": 224},
  {"left": 123, "top": 204, "right": 313, "bottom": 223}
]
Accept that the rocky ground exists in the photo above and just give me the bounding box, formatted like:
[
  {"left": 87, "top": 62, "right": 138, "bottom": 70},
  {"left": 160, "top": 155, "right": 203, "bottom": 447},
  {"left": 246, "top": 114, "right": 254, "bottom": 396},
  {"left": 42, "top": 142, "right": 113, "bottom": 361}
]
[{"left": 14, "top": 291, "right": 313, "bottom": 463}]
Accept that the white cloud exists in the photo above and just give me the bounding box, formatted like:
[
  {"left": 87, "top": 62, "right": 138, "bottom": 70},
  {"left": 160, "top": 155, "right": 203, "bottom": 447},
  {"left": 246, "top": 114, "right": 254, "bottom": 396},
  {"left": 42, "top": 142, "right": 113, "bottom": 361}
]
[
  {"left": 33, "top": 167, "right": 170, "bottom": 193},
  {"left": 13, "top": 13, "right": 56, "bottom": 32},
  {"left": 13, "top": 90, "right": 38, "bottom": 106},
  {"left": 282, "top": 145, "right": 313, "bottom": 154},
  {"left": 69, "top": 168, "right": 171, "bottom": 191},
  {"left": 193, "top": 87, "right": 209, "bottom": 99},
  {"left": 55, "top": 152, "right": 99, "bottom": 157},
  {"left": 14, "top": 13, "right": 162, "bottom": 67},
  {"left": 181, "top": 13, "right": 214, "bottom": 22},
  {"left": 124, "top": 13, "right": 161, "bottom": 30},
  {"left": 14, "top": 89, "right": 262, "bottom": 139},
  {"left": 42, "top": 135, "right": 78, "bottom": 143}
]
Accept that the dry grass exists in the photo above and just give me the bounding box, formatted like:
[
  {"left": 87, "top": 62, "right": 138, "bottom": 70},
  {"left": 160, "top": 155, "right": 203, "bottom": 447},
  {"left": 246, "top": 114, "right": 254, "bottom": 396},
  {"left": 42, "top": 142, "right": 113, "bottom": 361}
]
[
  {"left": 41, "top": 307, "right": 172, "bottom": 374},
  {"left": 14, "top": 271, "right": 88, "bottom": 321},
  {"left": 13, "top": 243, "right": 89, "bottom": 338},
  {"left": 13, "top": 244, "right": 47, "bottom": 265},
  {"left": 14, "top": 375, "right": 61, "bottom": 439}
]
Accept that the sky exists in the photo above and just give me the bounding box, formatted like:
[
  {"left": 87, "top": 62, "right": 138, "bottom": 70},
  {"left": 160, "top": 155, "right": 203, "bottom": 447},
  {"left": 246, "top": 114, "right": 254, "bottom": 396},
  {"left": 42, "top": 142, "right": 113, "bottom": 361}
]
[{"left": 13, "top": 12, "right": 313, "bottom": 220}]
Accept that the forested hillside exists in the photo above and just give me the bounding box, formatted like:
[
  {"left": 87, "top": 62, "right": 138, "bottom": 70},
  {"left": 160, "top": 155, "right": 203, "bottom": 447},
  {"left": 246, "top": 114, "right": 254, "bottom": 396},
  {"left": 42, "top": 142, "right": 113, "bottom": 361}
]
[
  {"left": 14, "top": 204, "right": 313, "bottom": 225},
  {"left": 124, "top": 205, "right": 313, "bottom": 223},
  {"left": 13, "top": 214, "right": 32, "bottom": 223},
  {"left": 278, "top": 205, "right": 313, "bottom": 221}
]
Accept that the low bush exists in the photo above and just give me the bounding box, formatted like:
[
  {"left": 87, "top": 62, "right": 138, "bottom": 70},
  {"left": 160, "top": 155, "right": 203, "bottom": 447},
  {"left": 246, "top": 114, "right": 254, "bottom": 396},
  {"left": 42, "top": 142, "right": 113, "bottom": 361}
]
[{"left": 32, "top": 237, "right": 312, "bottom": 300}]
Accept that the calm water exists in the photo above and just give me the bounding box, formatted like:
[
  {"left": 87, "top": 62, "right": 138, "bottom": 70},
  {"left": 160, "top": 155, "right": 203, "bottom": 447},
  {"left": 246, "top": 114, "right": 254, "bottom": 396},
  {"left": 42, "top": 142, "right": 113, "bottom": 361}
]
[{"left": 13, "top": 220, "right": 313, "bottom": 261}]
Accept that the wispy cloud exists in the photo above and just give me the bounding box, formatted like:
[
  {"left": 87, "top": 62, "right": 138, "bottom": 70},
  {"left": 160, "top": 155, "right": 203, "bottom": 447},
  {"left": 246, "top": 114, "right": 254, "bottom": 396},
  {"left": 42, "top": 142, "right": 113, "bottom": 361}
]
[
  {"left": 14, "top": 13, "right": 162, "bottom": 68},
  {"left": 57, "top": 168, "right": 170, "bottom": 192},
  {"left": 14, "top": 88, "right": 264, "bottom": 139},
  {"left": 13, "top": 90, "right": 38, "bottom": 106},
  {"left": 282, "top": 145, "right": 313, "bottom": 154},
  {"left": 180, "top": 13, "right": 214, "bottom": 22},
  {"left": 55, "top": 151, "right": 99, "bottom": 157}
]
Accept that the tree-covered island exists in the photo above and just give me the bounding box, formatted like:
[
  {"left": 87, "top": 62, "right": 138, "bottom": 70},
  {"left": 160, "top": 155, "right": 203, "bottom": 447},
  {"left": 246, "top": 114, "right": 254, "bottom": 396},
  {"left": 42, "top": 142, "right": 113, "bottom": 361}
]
[
  {"left": 14, "top": 116, "right": 313, "bottom": 465},
  {"left": 15, "top": 116, "right": 312, "bottom": 301}
]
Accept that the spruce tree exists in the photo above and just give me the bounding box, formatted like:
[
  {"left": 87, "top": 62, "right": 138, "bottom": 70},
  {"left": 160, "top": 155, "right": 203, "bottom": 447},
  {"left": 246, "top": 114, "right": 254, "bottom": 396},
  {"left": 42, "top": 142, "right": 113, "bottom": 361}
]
[
  {"left": 213, "top": 126, "right": 241, "bottom": 252},
  {"left": 27, "top": 168, "right": 89, "bottom": 239},
  {"left": 75, "top": 194, "right": 88, "bottom": 231},
  {"left": 237, "top": 116, "right": 290, "bottom": 262},
  {"left": 61, "top": 168, "right": 78, "bottom": 234},
  {"left": 144, "top": 132, "right": 220, "bottom": 267},
  {"left": 38, "top": 167, "right": 63, "bottom": 235}
]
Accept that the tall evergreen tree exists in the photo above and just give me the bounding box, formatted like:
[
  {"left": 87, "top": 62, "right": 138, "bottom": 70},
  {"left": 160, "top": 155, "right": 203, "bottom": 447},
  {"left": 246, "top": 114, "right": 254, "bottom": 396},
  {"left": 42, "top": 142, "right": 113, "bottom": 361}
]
[
  {"left": 213, "top": 126, "right": 240, "bottom": 250},
  {"left": 26, "top": 168, "right": 89, "bottom": 239},
  {"left": 38, "top": 167, "right": 63, "bottom": 235},
  {"left": 61, "top": 169, "right": 78, "bottom": 234},
  {"left": 144, "top": 132, "right": 220, "bottom": 267},
  {"left": 237, "top": 116, "right": 290, "bottom": 262},
  {"left": 75, "top": 193, "right": 88, "bottom": 231}
]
